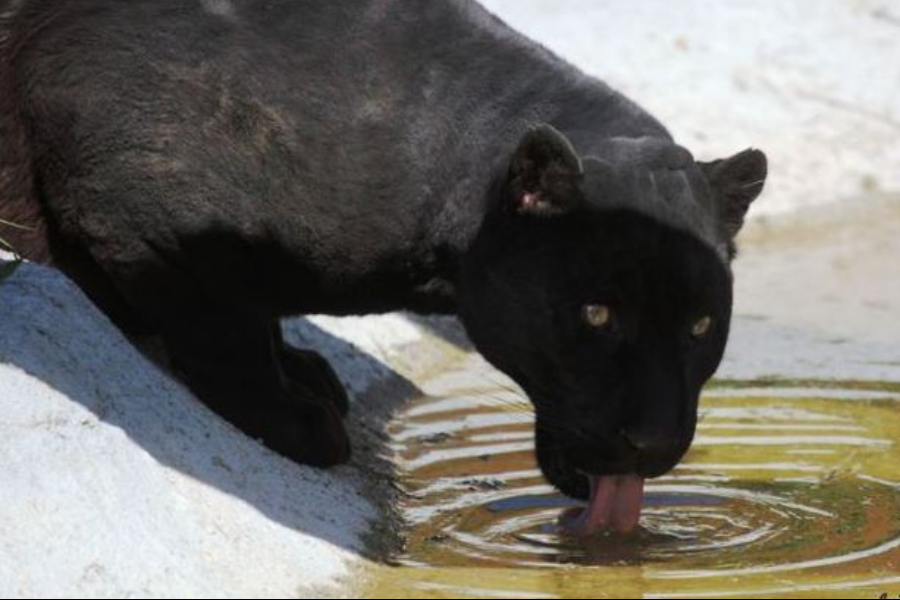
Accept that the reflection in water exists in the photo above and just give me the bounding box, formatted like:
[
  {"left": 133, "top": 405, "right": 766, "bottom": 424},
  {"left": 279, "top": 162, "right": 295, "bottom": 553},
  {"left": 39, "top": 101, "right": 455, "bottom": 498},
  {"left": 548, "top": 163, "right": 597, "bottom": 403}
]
[{"left": 364, "top": 356, "right": 900, "bottom": 599}]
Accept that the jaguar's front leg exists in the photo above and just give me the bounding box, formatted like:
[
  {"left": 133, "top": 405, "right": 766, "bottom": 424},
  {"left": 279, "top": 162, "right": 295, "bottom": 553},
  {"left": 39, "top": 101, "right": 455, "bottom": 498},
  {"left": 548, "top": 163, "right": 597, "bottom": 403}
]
[
  {"left": 163, "top": 308, "right": 351, "bottom": 467},
  {"left": 273, "top": 324, "right": 350, "bottom": 418}
]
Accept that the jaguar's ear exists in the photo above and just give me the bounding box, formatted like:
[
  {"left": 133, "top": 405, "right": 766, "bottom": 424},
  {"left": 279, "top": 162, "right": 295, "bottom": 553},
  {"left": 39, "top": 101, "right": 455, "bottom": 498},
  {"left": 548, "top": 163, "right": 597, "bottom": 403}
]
[
  {"left": 700, "top": 149, "right": 768, "bottom": 240},
  {"left": 507, "top": 124, "right": 585, "bottom": 217}
]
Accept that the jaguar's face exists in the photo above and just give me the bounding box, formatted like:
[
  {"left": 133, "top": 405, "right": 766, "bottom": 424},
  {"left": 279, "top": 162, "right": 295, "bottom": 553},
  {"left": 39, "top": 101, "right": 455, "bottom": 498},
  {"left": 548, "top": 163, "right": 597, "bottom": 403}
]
[{"left": 460, "top": 124, "right": 766, "bottom": 535}]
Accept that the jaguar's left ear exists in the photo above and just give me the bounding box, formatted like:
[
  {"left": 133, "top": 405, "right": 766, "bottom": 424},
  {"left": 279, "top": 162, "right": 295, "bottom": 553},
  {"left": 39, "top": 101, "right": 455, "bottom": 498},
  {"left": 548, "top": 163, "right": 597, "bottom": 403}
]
[
  {"left": 507, "top": 124, "right": 585, "bottom": 217},
  {"left": 700, "top": 149, "right": 768, "bottom": 239}
]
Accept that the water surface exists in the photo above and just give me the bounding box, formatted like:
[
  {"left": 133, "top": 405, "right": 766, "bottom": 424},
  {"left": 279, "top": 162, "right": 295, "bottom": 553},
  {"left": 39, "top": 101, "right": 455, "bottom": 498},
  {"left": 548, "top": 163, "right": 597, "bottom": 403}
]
[{"left": 363, "top": 356, "right": 900, "bottom": 599}]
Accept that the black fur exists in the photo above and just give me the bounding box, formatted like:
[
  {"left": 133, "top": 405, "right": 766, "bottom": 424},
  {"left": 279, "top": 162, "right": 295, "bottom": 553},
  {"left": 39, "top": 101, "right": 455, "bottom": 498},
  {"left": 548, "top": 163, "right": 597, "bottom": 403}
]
[{"left": 0, "top": 0, "right": 766, "bottom": 485}]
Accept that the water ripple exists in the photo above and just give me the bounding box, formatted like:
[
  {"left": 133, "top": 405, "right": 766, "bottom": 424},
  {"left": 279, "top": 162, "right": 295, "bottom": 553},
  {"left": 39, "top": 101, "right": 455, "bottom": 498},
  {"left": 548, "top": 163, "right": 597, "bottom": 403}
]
[{"left": 383, "top": 364, "right": 900, "bottom": 598}]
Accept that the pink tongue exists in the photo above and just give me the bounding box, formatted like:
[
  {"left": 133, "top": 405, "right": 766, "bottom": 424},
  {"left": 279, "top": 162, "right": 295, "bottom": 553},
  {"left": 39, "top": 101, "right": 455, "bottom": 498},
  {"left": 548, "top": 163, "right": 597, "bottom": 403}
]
[{"left": 559, "top": 475, "right": 645, "bottom": 536}]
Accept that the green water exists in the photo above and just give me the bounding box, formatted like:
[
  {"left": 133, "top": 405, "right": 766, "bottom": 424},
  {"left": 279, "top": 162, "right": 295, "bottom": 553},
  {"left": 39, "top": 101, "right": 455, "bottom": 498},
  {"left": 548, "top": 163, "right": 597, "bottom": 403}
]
[{"left": 362, "top": 356, "right": 900, "bottom": 599}]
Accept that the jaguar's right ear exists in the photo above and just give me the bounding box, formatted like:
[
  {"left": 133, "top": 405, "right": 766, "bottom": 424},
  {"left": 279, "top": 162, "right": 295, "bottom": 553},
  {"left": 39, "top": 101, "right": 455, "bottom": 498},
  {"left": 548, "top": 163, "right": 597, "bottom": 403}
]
[
  {"left": 699, "top": 148, "right": 768, "bottom": 240},
  {"left": 507, "top": 124, "right": 585, "bottom": 217}
]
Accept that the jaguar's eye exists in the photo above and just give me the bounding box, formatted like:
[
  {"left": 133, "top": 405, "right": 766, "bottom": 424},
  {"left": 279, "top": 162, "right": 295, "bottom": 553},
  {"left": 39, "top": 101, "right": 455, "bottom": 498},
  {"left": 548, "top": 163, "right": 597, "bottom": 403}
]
[
  {"left": 692, "top": 316, "right": 713, "bottom": 339},
  {"left": 583, "top": 304, "right": 612, "bottom": 329}
]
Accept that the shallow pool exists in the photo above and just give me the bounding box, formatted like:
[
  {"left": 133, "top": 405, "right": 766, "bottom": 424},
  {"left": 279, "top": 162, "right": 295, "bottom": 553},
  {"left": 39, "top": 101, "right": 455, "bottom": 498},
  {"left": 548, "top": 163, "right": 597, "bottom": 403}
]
[{"left": 362, "top": 355, "right": 900, "bottom": 599}]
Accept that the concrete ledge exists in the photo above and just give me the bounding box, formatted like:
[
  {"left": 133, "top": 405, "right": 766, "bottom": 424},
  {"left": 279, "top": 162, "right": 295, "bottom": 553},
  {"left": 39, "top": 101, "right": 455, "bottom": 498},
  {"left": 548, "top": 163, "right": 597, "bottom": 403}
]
[{"left": 0, "top": 262, "right": 429, "bottom": 598}]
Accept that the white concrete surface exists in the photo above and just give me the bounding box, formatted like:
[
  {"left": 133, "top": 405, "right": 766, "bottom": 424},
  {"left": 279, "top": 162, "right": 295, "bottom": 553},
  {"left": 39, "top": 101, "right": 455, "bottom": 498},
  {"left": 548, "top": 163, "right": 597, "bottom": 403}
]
[
  {"left": 0, "top": 262, "right": 423, "bottom": 598},
  {"left": 482, "top": 0, "right": 900, "bottom": 216}
]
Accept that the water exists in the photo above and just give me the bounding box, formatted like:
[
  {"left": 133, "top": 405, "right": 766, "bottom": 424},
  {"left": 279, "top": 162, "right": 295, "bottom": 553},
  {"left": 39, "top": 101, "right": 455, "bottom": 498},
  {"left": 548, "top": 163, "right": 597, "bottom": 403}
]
[{"left": 363, "top": 355, "right": 900, "bottom": 599}]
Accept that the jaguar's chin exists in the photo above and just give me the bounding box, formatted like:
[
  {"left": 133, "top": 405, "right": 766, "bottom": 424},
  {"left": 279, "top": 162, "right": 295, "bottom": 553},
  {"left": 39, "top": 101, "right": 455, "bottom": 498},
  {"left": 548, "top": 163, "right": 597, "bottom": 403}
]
[{"left": 534, "top": 424, "right": 590, "bottom": 499}]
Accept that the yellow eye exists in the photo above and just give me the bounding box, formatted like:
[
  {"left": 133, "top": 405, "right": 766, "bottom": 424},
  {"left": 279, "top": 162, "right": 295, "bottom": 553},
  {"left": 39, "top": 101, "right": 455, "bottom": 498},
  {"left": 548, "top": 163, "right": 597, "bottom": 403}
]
[
  {"left": 692, "top": 316, "right": 713, "bottom": 338},
  {"left": 583, "top": 304, "right": 611, "bottom": 329}
]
